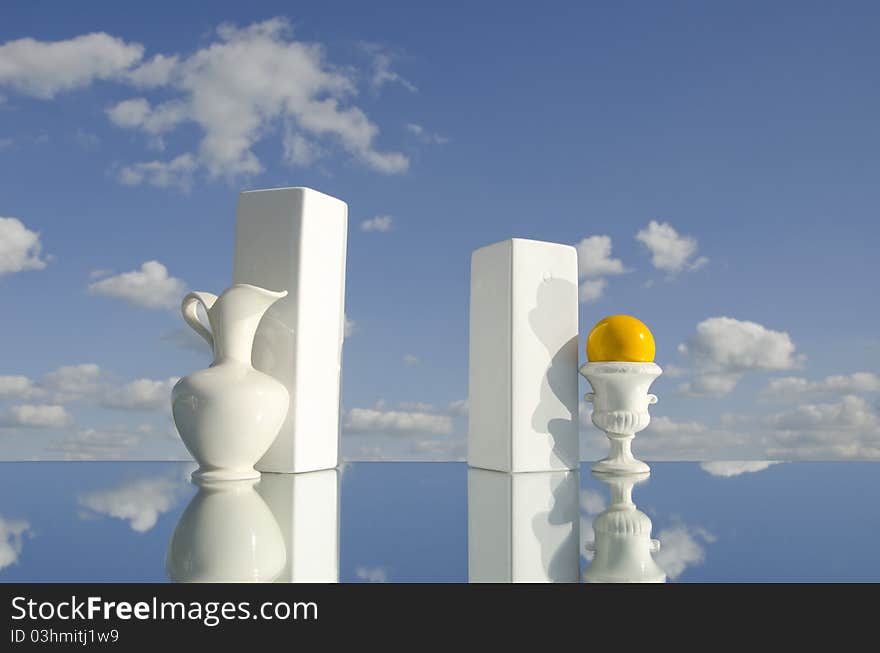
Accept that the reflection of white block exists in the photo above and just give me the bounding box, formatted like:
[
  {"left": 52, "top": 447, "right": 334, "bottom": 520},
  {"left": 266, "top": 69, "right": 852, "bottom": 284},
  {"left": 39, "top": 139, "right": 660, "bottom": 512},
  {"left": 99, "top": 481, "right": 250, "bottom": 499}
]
[
  {"left": 468, "top": 238, "right": 579, "bottom": 472},
  {"left": 468, "top": 468, "right": 580, "bottom": 582},
  {"left": 256, "top": 469, "right": 340, "bottom": 583},
  {"left": 233, "top": 187, "right": 347, "bottom": 473}
]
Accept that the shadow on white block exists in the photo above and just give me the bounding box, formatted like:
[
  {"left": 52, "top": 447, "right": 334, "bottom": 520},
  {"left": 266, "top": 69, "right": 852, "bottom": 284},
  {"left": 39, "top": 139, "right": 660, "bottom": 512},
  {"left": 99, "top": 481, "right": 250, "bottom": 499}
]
[{"left": 468, "top": 239, "right": 579, "bottom": 472}]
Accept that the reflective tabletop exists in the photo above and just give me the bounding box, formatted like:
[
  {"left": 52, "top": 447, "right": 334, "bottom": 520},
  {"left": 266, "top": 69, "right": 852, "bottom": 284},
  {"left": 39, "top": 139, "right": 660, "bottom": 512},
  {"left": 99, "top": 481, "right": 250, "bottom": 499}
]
[{"left": 1, "top": 461, "right": 878, "bottom": 582}]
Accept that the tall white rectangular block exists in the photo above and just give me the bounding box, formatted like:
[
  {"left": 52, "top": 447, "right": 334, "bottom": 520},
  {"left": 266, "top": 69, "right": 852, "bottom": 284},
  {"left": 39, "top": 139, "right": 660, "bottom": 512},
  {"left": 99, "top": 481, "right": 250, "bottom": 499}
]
[
  {"left": 256, "top": 470, "right": 340, "bottom": 583},
  {"left": 233, "top": 187, "right": 348, "bottom": 473},
  {"left": 468, "top": 468, "right": 580, "bottom": 582},
  {"left": 468, "top": 238, "right": 579, "bottom": 472}
]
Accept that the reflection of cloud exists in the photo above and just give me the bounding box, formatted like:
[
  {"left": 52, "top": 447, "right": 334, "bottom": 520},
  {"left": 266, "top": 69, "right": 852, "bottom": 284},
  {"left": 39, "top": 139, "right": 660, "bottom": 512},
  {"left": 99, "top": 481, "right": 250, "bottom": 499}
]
[
  {"left": 0, "top": 515, "right": 31, "bottom": 570},
  {"left": 355, "top": 566, "right": 388, "bottom": 582},
  {"left": 654, "top": 524, "right": 715, "bottom": 580},
  {"left": 700, "top": 461, "right": 781, "bottom": 477},
  {"left": 78, "top": 475, "right": 187, "bottom": 532}
]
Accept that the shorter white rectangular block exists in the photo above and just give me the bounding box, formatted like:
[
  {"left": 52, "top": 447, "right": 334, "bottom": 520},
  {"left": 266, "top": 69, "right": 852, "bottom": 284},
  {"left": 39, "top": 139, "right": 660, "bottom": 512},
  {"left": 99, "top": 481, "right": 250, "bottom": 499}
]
[
  {"left": 256, "top": 469, "right": 340, "bottom": 583},
  {"left": 468, "top": 238, "right": 579, "bottom": 472},
  {"left": 233, "top": 187, "right": 347, "bottom": 473},
  {"left": 468, "top": 468, "right": 580, "bottom": 583}
]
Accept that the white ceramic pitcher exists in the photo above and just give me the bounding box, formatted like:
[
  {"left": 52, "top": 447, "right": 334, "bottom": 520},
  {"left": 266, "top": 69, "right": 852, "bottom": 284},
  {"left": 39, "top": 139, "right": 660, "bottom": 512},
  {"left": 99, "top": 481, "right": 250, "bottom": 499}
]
[{"left": 171, "top": 283, "right": 289, "bottom": 481}]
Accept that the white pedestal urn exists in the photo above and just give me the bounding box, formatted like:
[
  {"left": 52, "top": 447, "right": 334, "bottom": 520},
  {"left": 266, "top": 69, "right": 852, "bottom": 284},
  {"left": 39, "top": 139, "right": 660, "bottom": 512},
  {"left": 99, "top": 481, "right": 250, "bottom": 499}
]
[
  {"left": 171, "top": 283, "right": 290, "bottom": 482},
  {"left": 583, "top": 471, "right": 666, "bottom": 583},
  {"left": 166, "top": 478, "right": 286, "bottom": 583},
  {"left": 580, "top": 362, "right": 662, "bottom": 474}
]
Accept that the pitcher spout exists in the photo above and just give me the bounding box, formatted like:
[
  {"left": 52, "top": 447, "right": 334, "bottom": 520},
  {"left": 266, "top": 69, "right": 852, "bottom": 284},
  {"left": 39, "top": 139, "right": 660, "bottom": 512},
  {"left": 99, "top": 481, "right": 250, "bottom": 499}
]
[{"left": 212, "top": 284, "right": 288, "bottom": 364}]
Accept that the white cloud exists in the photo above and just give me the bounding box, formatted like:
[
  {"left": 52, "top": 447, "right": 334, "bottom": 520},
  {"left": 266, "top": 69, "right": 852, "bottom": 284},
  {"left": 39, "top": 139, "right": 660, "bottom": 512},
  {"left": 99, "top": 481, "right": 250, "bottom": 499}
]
[
  {"left": 106, "top": 97, "right": 187, "bottom": 134},
  {"left": 0, "top": 404, "right": 71, "bottom": 428},
  {"left": 0, "top": 515, "right": 31, "bottom": 570},
  {"left": 88, "top": 260, "right": 186, "bottom": 310},
  {"left": 648, "top": 416, "right": 708, "bottom": 436},
  {"left": 344, "top": 405, "right": 453, "bottom": 435},
  {"left": 574, "top": 235, "right": 625, "bottom": 303},
  {"left": 362, "top": 43, "right": 416, "bottom": 93},
  {"left": 403, "top": 354, "right": 419, "bottom": 365},
  {"left": 763, "top": 373, "right": 880, "bottom": 401},
  {"left": 447, "top": 399, "right": 468, "bottom": 417},
  {"left": 78, "top": 475, "right": 186, "bottom": 532},
  {"left": 677, "top": 372, "right": 742, "bottom": 398},
  {"left": 0, "top": 217, "right": 49, "bottom": 275},
  {"left": 677, "top": 317, "right": 803, "bottom": 397},
  {"left": 0, "top": 376, "right": 45, "bottom": 400},
  {"left": 124, "top": 54, "right": 178, "bottom": 87},
  {"left": 577, "top": 278, "right": 607, "bottom": 303},
  {"left": 282, "top": 124, "right": 322, "bottom": 167},
  {"left": 344, "top": 315, "right": 357, "bottom": 338},
  {"left": 405, "top": 123, "right": 448, "bottom": 144},
  {"left": 117, "top": 153, "right": 197, "bottom": 191},
  {"left": 360, "top": 215, "right": 393, "bottom": 232},
  {"left": 112, "top": 20, "right": 408, "bottom": 180},
  {"left": 576, "top": 235, "right": 626, "bottom": 277},
  {"left": 654, "top": 524, "right": 715, "bottom": 580},
  {"left": 700, "top": 461, "right": 781, "bottom": 477},
  {"left": 763, "top": 394, "right": 877, "bottom": 433},
  {"left": 635, "top": 220, "right": 707, "bottom": 274},
  {"left": 47, "top": 428, "right": 139, "bottom": 460},
  {"left": 72, "top": 128, "right": 99, "bottom": 150},
  {"left": 0, "top": 32, "right": 144, "bottom": 98},
  {"left": 399, "top": 401, "right": 434, "bottom": 412},
  {"left": 101, "top": 377, "right": 178, "bottom": 411},
  {"left": 355, "top": 565, "right": 388, "bottom": 582},
  {"left": 0, "top": 137, "right": 13, "bottom": 149},
  {"left": 41, "top": 363, "right": 103, "bottom": 403}
]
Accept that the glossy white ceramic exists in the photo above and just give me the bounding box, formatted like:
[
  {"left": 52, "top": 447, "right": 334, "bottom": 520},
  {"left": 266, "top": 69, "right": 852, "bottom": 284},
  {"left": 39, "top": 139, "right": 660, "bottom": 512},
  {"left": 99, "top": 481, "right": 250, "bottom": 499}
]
[
  {"left": 468, "top": 239, "right": 579, "bottom": 472},
  {"left": 583, "top": 471, "right": 666, "bottom": 583},
  {"left": 580, "top": 361, "right": 662, "bottom": 474},
  {"left": 468, "top": 467, "right": 580, "bottom": 582},
  {"left": 166, "top": 477, "right": 286, "bottom": 583},
  {"left": 233, "top": 187, "right": 348, "bottom": 474},
  {"left": 171, "top": 284, "right": 289, "bottom": 481}
]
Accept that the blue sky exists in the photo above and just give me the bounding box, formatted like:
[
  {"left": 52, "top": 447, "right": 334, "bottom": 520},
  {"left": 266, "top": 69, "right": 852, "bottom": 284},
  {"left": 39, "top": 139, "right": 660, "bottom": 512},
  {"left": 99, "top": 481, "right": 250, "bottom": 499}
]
[{"left": 0, "top": 1, "right": 878, "bottom": 461}]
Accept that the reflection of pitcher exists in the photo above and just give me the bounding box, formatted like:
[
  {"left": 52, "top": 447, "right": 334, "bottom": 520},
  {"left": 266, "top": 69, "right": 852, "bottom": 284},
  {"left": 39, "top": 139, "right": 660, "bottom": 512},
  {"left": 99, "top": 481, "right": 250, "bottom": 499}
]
[
  {"left": 166, "top": 478, "right": 286, "bottom": 583},
  {"left": 583, "top": 472, "right": 665, "bottom": 583},
  {"left": 171, "top": 284, "right": 289, "bottom": 481}
]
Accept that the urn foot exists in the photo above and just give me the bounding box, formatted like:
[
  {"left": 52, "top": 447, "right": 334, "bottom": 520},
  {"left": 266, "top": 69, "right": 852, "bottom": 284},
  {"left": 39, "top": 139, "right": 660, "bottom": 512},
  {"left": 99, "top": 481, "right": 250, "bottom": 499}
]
[
  {"left": 192, "top": 466, "right": 261, "bottom": 482},
  {"left": 592, "top": 433, "right": 650, "bottom": 475}
]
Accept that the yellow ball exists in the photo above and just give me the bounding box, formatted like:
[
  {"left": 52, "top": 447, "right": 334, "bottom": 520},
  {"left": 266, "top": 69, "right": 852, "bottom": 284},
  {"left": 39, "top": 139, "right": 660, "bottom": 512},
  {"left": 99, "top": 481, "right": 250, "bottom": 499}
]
[{"left": 587, "top": 315, "right": 655, "bottom": 362}]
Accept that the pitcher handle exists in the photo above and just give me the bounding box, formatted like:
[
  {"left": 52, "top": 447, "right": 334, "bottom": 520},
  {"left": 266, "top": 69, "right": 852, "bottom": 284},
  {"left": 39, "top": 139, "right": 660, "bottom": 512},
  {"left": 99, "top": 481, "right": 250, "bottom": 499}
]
[{"left": 181, "top": 291, "right": 218, "bottom": 352}]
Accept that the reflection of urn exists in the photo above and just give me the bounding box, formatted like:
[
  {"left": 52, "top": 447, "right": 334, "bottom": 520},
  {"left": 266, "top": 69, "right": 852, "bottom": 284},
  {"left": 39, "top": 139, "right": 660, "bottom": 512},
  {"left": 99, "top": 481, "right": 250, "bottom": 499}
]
[
  {"left": 583, "top": 471, "right": 665, "bottom": 583},
  {"left": 166, "top": 478, "right": 286, "bottom": 583},
  {"left": 580, "top": 362, "right": 661, "bottom": 474}
]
